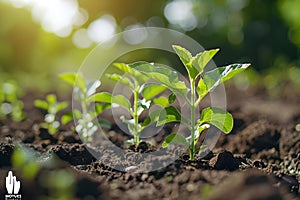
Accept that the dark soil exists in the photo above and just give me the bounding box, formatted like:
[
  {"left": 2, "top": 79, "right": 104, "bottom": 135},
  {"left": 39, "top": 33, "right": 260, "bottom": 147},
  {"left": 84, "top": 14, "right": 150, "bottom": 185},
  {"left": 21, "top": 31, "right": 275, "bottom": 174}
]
[{"left": 0, "top": 86, "right": 299, "bottom": 200}]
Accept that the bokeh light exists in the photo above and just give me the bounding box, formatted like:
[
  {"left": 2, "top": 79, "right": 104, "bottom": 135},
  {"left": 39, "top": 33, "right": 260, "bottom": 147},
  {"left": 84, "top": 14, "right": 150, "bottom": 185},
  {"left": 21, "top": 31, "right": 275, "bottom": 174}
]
[
  {"left": 164, "top": 0, "right": 197, "bottom": 31},
  {"left": 5, "top": 0, "right": 88, "bottom": 37},
  {"left": 87, "top": 14, "right": 117, "bottom": 43}
]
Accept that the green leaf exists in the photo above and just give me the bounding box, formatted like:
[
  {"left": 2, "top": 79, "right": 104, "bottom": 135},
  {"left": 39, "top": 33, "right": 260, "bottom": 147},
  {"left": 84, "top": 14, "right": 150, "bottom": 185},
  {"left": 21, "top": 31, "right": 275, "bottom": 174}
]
[
  {"left": 106, "top": 73, "right": 134, "bottom": 89},
  {"left": 131, "top": 62, "right": 188, "bottom": 97},
  {"left": 157, "top": 106, "right": 183, "bottom": 126},
  {"left": 197, "top": 79, "right": 208, "bottom": 100},
  {"left": 152, "top": 97, "right": 169, "bottom": 107},
  {"left": 72, "top": 109, "right": 82, "bottom": 119},
  {"left": 172, "top": 45, "right": 219, "bottom": 80},
  {"left": 94, "top": 103, "right": 111, "bottom": 115},
  {"left": 59, "top": 73, "right": 86, "bottom": 93},
  {"left": 56, "top": 102, "right": 68, "bottom": 112},
  {"left": 191, "top": 48, "right": 219, "bottom": 78},
  {"left": 34, "top": 100, "right": 48, "bottom": 110},
  {"left": 46, "top": 94, "right": 57, "bottom": 104},
  {"left": 88, "top": 92, "right": 131, "bottom": 111},
  {"left": 162, "top": 133, "right": 189, "bottom": 148},
  {"left": 61, "top": 112, "right": 73, "bottom": 125},
  {"left": 197, "top": 63, "right": 250, "bottom": 99},
  {"left": 113, "top": 63, "right": 148, "bottom": 84},
  {"left": 172, "top": 45, "right": 195, "bottom": 78},
  {"left": 141, "top": 84, "right": 166, "bottom": 100},
  {"left": 168, "top": 93, "right": 176, "bottom": 104},
  {"left": 198, "top": 107, "right": 233, "bottom": 134}
]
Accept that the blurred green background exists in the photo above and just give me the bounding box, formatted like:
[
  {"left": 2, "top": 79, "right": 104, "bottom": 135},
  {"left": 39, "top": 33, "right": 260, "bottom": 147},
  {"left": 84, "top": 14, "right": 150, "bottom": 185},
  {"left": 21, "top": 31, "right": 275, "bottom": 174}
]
[{"left": 0, "top": 0, "right": 300, "bottom": 94}]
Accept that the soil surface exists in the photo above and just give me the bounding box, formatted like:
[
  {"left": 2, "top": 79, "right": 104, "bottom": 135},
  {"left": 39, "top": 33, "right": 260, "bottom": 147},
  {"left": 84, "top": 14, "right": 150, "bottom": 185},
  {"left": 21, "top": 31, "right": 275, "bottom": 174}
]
[{"left": 0, "top": 86, "right": 299, "bottom": 200}]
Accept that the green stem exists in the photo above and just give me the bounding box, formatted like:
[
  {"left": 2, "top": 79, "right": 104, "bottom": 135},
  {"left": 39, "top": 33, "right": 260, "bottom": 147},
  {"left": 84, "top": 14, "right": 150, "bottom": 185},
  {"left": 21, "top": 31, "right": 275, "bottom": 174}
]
[
  {"left": 189, "top": 79, "right": 196, "bottom": 160},
  {"left": 133, "top": 88, "right": 140, "bottom": 146},
  {"left": 81, "top": 96, "right": 90, "bottom": 141}
]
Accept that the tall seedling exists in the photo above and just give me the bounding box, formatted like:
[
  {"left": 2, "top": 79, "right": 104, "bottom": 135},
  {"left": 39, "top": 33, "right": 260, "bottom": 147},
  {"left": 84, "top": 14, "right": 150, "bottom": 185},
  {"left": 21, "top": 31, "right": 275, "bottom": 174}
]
[{"left": 129, "top": 45, "right": 250, "bottom": 160}]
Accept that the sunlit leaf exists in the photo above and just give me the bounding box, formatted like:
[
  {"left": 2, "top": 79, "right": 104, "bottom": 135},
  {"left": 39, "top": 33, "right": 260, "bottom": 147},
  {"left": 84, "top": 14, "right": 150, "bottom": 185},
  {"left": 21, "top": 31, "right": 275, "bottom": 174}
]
[
  {"left": 197, "top": 79, "right": 208, "bottom": 100},
  {"left": 172, "top": 45, "right": 195, "bottom": 78},
  {"left": 141, "top": 84, "right": 166, "bottom": 100},
  {"left": 72, "top": 109, "right": 82, "bottom": 119},
  {"left": 59, "top": 73, "right": 86, "bottom": 93},
  {"left": 173, "top": 45, "right": 219, "bottom": 80},
  {"left": 56, "top": 102, "right": 68, "bottom": 112},
  {"left": 197, "top": 63, "right": 250, "bottom": 99},
  {"left": 34, "top": 100, "right": 48, "bottom": 110},
  {"left": 61, "top": 112, "right": 73, "bottom": 125},
  {"left": 46, "top": 94, "right": 57, "bottom": 105},
  {"left": 88, "top": 92, "right": 131, "bottom": 111},
  {"left": 190, "top": 48, "right": 219, "bottom": 78},
  {"left": 114, "top": 63, "right": 148, "bottom": 84},
  {"left": 152, "top": 97, "right": 169, "bottom": 107},
  {"left": 198, "top": 107, "right": 233, "bottom": 134},
  {"left": 162, "top": 133, "right": 189, "bottom": 148},
  {"left": 94, "top": 103, "right": 111, "bottom": 115},
  {"left": 131, "top": 62, "right": 188, "bottom": 96},
  {"left": 106, "top": 73, "right": 134, "bottom": 89}
]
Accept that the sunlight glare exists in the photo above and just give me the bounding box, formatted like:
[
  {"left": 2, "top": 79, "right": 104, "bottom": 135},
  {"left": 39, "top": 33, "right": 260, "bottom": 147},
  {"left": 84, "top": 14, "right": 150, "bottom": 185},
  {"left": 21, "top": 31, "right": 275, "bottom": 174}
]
[
  {"left": 6, "top": 0, "right": 88, "bottom": 37},
  {"left": 87, "top": 15, "right": 117, "bottom": 43}
]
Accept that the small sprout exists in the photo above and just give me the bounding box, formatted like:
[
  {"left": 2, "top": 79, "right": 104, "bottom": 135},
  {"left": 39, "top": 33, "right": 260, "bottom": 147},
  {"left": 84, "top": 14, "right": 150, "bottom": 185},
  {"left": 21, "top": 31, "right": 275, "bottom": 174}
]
[
  {"left": 12, "top": 144, "right": 41, "bottom": 180},
  {"left": 103, "top": 62, "right": 171, "bottom": 147},
  {"left": 59, "top": 73, "right": 111, "bottom": 142},
  {"left": 0, "top": 80, "right": 25, "bottom": 121},
  {"left": 130, "top": 45, "right": 250, "bottom": 160},
  {"left": 34, "top": 94, "right": 68, "bottom": 135}
]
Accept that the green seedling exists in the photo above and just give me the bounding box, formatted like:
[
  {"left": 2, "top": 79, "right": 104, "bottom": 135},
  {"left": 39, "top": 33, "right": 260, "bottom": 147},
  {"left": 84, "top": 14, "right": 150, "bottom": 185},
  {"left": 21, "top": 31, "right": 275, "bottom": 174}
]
[
  {"left": 12, "top": 144, "right": 75, "bottom": 199},
  {"left": 129, "top": 45, "right": 250, "bottom": 160},
  {"left": 92, "top": 63, "right": 170, "bottom": 147},
  {"left": 34, "top": 94, "right": 68, "bottom": 135},
  {"left": 0, "top": 80, "right": 25, "bottom": 122},
  {"left": 59, "top": 73, "right": 111, "bottom": 142}
]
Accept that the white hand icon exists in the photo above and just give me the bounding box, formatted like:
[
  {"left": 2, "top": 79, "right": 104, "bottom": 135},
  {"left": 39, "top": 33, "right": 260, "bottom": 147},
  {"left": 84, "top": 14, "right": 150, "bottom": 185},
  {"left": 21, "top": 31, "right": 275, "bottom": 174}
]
[
  {"left": 5, "top": 171, "right": 14, "bottom": 194},
  {"left": 13, "top": 177, "right": 21, "bottom": 194},
  {"left": 5, "top": 171, "right": 21, "bottom": 194}
]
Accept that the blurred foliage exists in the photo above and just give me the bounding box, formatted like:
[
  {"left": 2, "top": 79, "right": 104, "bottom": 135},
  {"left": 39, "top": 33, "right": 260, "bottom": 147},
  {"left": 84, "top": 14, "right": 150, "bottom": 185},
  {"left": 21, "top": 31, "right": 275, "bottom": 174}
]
[
  {"left": 12, "top": 144, "right": 75, "bottom": 199},
  {"left": 0, "top": 80, "right": 25, "bottom": 121},
  {"left": 0, "top": 0, "right": 299, "bottom": 93}
]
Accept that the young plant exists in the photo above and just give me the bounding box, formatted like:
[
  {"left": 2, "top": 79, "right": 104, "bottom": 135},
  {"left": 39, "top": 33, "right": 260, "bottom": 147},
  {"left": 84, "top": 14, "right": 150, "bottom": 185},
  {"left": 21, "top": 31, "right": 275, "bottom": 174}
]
[
  {"left": 0, "top": 80, "right": 25, "bottom": 122},
  {"left": 90, "top": 63, "right": 170, "bottom": 147},
  {"left": 59, "top": 73, "right": 111, "bottom": 142},
  {"left": 34, "top": 94, "right": 68, "bottom": 135},
  {"left": 128, "top": 45, "right": 250, "bottom": 160}
]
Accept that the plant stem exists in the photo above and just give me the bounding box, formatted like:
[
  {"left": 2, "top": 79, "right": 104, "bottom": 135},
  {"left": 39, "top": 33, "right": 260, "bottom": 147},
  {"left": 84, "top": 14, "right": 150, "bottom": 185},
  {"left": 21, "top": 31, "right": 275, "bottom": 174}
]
[
  {"left": 189, "top": 79, "right": 196, "bottom": 160},
  {"left": 81, "top": 96, "right": 90, "bottom": 142},
  {"left": 133, "top": 88, "right": 139, "bottom": 146}
]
